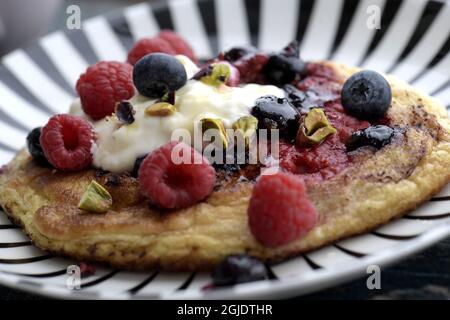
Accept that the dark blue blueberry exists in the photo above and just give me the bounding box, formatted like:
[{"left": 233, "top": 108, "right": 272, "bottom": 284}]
[
  {"left": 115, "top": 101, "right": 135, "bottom": 124},
  {"left": 251, "top": 95, "right": 300, "bottom": 139},
  {"left": 346, "top": 125, "right": 396, "bottom": 152},
  {"left": 26, "top": 127, "right": 50, "bottom": 166},
  {"left": 341, "top": 70, "right": 392, "bottom": 120},
  {"left": 132, "top": 154, "right": 147, "bottom": 178},
  {"left": 133, "top": 53, "right": 187, "bottom": 98},
  {"left": 212, "top": 254, "right": 268, "bottom": 286},
  {"left": 264, "top": 41, "right": 305, "bottom": 86},
  {"left": 223, "top": 46, "right": 258, "bottom": 62}
]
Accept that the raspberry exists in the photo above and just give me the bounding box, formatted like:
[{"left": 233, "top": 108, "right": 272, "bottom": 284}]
[
  {"left": 248, "top": 172, "right": 317, "bottom": 247},
  {"left": 138, "top": 141, "right": 216, "bottom": 209},
  {"left": 158, "top": 30, "right": 198, "bottom": 63},
  {"left": 76, "top": 61, "right": 134, "bottom": 121},
  {"left": 127, "top": 37, "right": 176, "bottom": 65},
  {"left": 40, "top": 114, "right": 95, "bottom": 171}
]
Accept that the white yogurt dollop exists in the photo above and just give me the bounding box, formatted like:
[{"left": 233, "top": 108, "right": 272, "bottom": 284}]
[{"left": 70, "top": 55, "right": 285, "bottom": 173}]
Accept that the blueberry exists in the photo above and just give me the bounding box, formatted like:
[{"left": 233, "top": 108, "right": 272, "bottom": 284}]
[
  {"left": 251, "top": 95, "right": 300, "bottom": 139},
  {"left": 264, "top": 41, "right": 305, "bottom": 86},
  {"left": 283, "top": 84, "right": 306, "bottom": 110},
  {"left": 346, "top": 125, "right": 396, "bottom": 152},
  {"left": 26, "top": 127, "right": 50, "bottom": 166},
  {"left": 341, "top": 70, "right": 392, "bottom": 120},
  {"left": 133, "top": 53, "right": 187, "bottom": 98},
  {"left": 211, "top": 254, "right": 268, "bottom": 286},
  {"left": 223, "top": 46, "right": 258, "bottom": 62},
  {"left": 131, "top": 154, "right": 147, "bottom": 178}
]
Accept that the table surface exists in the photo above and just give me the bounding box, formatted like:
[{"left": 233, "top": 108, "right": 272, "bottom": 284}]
[{"left": 1, "top": 0, "right": 449, "bottom": 300}]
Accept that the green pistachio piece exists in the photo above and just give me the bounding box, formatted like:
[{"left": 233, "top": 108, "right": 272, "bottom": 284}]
[
  {"left": 78, "top": 180, "right": 112, "bottom": 213},
  {"left": 201, "top": 118, "right": 228, "bottom": 149},
  {"left": 145, "top": 102, "right": 176, "bottom": 116},
  {"left": 232, "top": 115, "right": 258, "bottom": 147},
  {"left": 297, "top": 108, "right": 337, "bottom": 147},
  {"left": 201, "top": 63, "right": 231, "bottom": 87}
]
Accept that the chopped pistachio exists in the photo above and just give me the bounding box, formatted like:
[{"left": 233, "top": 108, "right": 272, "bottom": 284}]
[
  {"left": 145, "top": 102, "right": 176, "bottom": 116},
  {"left": 78, "top": 180, "right": 112, "bottom": 213},
  {"left": 201, "top": 118, "right": 228, "bottom": 149},
  {"left": 197, "top": 63, "right": 231, "bottom": 87},
  {"left": 297, "top": 108, "right": 337, "bottom": 147},
  {"left": 232, "top": 115, "right": 258, "bottom": 147}
]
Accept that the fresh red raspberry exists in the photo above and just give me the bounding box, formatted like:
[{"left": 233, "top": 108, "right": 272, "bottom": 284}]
[
  {"left": 40, "top": 114, "right": 95, "bottom": 171},
  {"left": 76, "top": 61, "right": 134, "bottom": 121},
  {"left": 158, "top": 30, "right": 198, "bottom": 63},
  {"left": 127, "top": 37, "right": 176, "bottom": 65},
  {"left": 248, "top": 172, "right": 317, "bottom": 247},
  {"left": 138, "top": 141, "right": 216, "bottom": 209}
]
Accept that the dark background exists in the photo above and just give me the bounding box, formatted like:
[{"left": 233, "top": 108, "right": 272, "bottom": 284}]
[{"left": 0, "top": 0, "right": 449, "bottom": 300}]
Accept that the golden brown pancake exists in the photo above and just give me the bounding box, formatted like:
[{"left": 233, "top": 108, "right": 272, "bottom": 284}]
[{"left": 0, "top": 61, "right": 449, "bottom": 271}]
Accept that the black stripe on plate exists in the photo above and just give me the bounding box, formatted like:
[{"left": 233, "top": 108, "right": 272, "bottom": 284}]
[
  {"left": 371, "top": 231, "right": 417, "bottom": 241},
  {"left": 107, "top": 12, "right": 135, "bottom": 52},
  {"left": 334, "top": 244, "right": 366, "bottom": 258},
  {"left": 0, "top": 64, "right": 53, "bottom": 115},
  {"left": 403, "top": 212, "right": 450, "bottom": 220},
  {"left": 0, "top": 108, "right": 29, "bottom": 132},
  {"left": 386, "top": 1, "right": 444, "bottom": 73},
  {"left": 128, "top": 271, "right": 159, "bottom": 295},
  {"left": 431, "top": 196, "right": 450, "bottom": 201},
  {"left": 151, "top": 2, "right": 174, "bottom": 31},
  {"left": 302, "top": 254, "right": 322, "bottom": 270},
  {"left": 244, "top": 0, "right": 261, "bottom": 47},
  {"left": 358, "top": 0, "right": 403, "bottom": 66},
  {"left": 266, "top": 266, "right": 278, "bottom": 280},
  {"left": 0, "top": 241, "right": 32, "bottom": 248},
  {"left": 197, "top": 0, "right": 218, "bottom": 56},
  {"left": 410, "top": 33, "right": 450, "bottom": 84},
  {"left": 177, "top": 272, "right": 196, "bottom": 290},
  {"left": 430, "top": 78, "right": 450, "bottom": 96},
  {"left": 0, "top": 141, "right": 19, "bottom": 153},
  {"left": 1, "top": 269, "right": 67, "bottom": 278},
  {"left": 328, "top": 0, "right": 360, "bottom": 59},
  {"left": 25, "top": 45, "right": 75, "bottom": 94},
  {"left": 0, "top": 254, "right": 52, "bottom": 264},
  {"left": 65, "top": 29, "right": 99, "bottom": 65},
  {"left": 0, "top": 225, "right": 19, "bottom": 230},
  {"left": 296, "top": 0, "right": 316, "bottom": 48},
  {"left": 80, "top": 270, "right": 118, "bottom": 289}
]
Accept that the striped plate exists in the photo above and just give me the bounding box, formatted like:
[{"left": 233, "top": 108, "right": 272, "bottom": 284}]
[{"left": 0, "top": 0, "right": 449, "bottom": 299}]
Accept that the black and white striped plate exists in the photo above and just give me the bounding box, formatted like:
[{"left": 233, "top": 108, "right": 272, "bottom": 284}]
[{"left": 0, "top": 0, "right": 449, "bottom": 299}]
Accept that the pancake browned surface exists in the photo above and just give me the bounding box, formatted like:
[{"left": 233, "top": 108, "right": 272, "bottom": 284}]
[{"left": 1, "top": 61, "right": 449, "bottom": 271}]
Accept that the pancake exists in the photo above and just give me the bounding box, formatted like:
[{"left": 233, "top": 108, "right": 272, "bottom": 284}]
[{"left": 0, "top": 61, "right": 449, "bottom": 271}]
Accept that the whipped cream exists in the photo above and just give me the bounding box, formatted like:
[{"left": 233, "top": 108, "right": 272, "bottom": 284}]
[{"left": 70, "top": 56, "right": 285, "bottom": 172}]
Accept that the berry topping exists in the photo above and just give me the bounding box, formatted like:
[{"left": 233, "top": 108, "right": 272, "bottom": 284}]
[
  {"left": 248, "top": 172, "right": 317, "bottom": 247},
  {"left": 264, "top": 41, "right": 305, "bottom": 85},
  {"left": 132, "top": 154, "right": 147, "bottom": 178},
  {"left": 346, "top": 125, "right": 396, "bottom": 152},
  {"left": 158, "top": 30, "right": 197, "bottom": 62},
  {"left": 26, "top": 127, "right": 50, "bottom": 166},
  {"left": 251, "top": 95, "right": 300, "bottom": 140},
  {"left": 232, "top": 53, "right": 269, "bottom": 84},
  {"left": 76, "top": 61, "right": 134, "bottom": 121},
  {"left": 341, "top": 70, "right": 392, "bottom": 120},
  {"left": 133, "top": 53, "right": 187, "bottom": 98},
  {"left": 223, "top": 46, "right": 258, "bottom": 62},
  {"left": 40, "top": 114, "right": 95, "bottom": 171},
  {"left": 138, "top": 141, "right": 216, "bottom": 209},
  {"left": 115, "top": 101, "right": 135, "bottom": 124},
  {"left": 211, "top": 254, "right": 268, "bottom": 286},
  {"left": 127, "top": 37, "right": 176, "bottom": 66}
]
